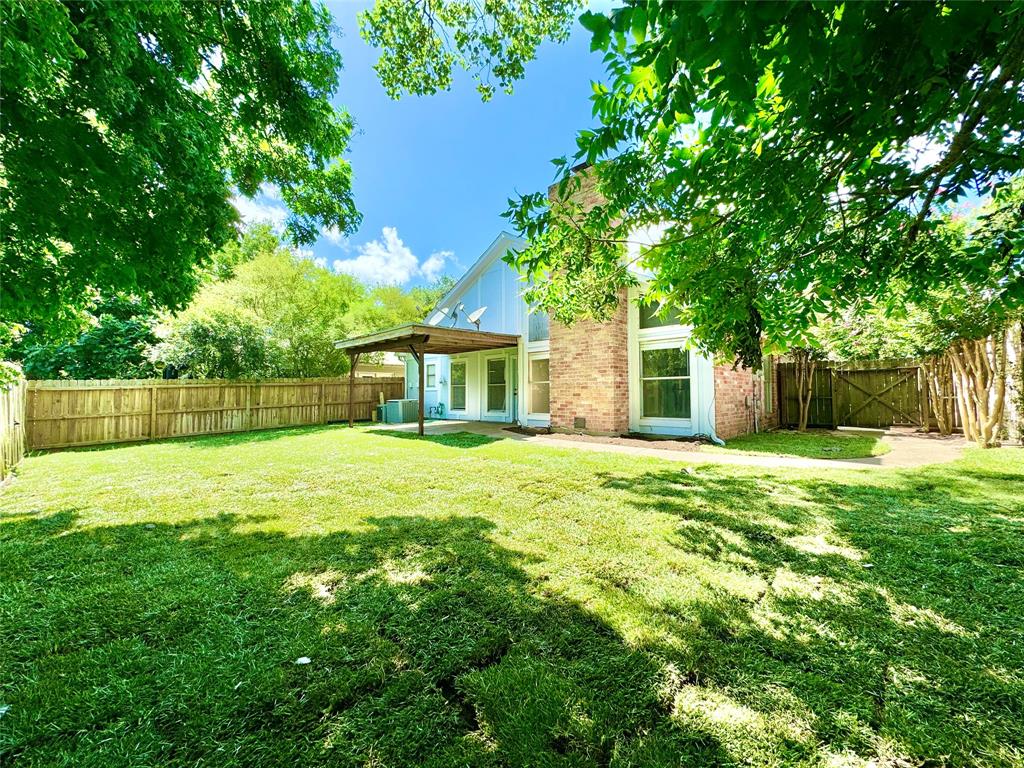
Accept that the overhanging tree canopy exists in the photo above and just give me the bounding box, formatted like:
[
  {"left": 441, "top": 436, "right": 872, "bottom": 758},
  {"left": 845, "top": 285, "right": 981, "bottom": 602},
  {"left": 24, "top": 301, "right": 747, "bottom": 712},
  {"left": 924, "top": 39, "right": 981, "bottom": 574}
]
[
  {"left": 509, "top": 1, "right": 1024, "bottom": 368},
  {"left": 362, "top": 0, "right": 1024, "bottom": 368},
  {"left": 1, "top": 0, "right": 361, "bottom": 340}
]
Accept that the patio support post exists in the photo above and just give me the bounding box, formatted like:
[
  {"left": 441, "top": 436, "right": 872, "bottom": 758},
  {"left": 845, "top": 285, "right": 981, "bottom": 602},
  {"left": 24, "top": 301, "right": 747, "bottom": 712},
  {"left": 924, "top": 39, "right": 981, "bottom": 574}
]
[
  {"left": 408, "top": 343, "right": 426, "bottom": 436},
  {"left": 348, "top": 352, "right": 360, "bottom": 427}
]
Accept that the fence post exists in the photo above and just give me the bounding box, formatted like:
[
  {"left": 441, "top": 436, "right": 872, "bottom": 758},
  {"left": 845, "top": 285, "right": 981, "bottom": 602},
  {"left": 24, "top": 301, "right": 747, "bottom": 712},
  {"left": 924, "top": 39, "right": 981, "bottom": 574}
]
[
  {"left": 149, "top": 383, "right": 157, "bottom": 440},
  {"left": 319, "top": 381, "right": 326, "bottom": 424},
  {"left": 830, "top": 368, "right": 839, "bottom": 429},
  {"left": 918, "top": 364, "right": 929, "bottom": 431},
  {"left": 245, "top": 383, "right": 252, "bottom": 431}
]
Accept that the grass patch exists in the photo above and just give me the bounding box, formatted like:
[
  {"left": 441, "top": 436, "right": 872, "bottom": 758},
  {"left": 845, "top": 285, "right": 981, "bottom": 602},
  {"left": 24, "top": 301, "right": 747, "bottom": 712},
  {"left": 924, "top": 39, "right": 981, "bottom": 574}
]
[
  {"left": 707, "top": 429, "right": 891, "bottom": 459},
  {"left": 1, "top": 426, "right": 1021, "bottom": 766}
]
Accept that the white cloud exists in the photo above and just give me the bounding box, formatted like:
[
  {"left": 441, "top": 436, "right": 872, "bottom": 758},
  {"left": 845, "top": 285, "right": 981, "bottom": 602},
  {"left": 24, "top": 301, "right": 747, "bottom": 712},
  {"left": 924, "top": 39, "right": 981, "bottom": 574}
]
[
  {"left": 420, "top": 250, "right": 454, "bottom": 282},
  {"left": 332, "top": 227, "right": 453, "bottom": 285},
  {"left": 232, "top": 196, "right": 288, "bottom": 231},
  {"left": 320, "top": 224, "right": 350, "bottom": 251},
  {"left": 333, "top": 226, "right": 418, "bottom": 284}
]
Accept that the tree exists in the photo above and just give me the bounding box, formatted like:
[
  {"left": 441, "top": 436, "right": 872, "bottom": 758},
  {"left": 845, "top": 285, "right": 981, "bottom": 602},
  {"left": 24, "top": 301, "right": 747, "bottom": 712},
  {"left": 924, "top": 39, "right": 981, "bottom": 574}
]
[
  {"left": 816, "top": 279, "right": 1018, "bottom": 446},
  {"left": 158, "top": 230, "right": 364, "bottom": 378},
  {"left": 790, "top": 347, "right": 822, "bottom": 433},
  {"left": 347, "top": 277, "right": 457, "bottom": 334},
  {"left": 1, "top": 0, "right": 361, "bottom": 341},
  {"left": 205, "top": 224, "right": 282, "bottom": 283},
  {"left": 359, "top": 0, "right": 578, "bottom": 101},
  {"left": 19, "top": 296, "right": 159, "bottom": 380},
  {"left": 159, "top": 311, "right": 284, "bottom": 380},
  {"left": 364, "top": 1, "right": 1021, "bottom": 368}
]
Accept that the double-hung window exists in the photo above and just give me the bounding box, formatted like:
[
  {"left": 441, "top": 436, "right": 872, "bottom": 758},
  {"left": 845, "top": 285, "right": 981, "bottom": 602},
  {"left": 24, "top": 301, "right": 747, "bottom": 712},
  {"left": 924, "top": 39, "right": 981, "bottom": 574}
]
[
  {"left": 528, "top": 355, "right": 550, "bottom": 414},
  {"left": 640, "top": 346, "right": 691, "bottom": 419},
  {"left": 486, "top": 358, "right": 506, "bottom": 412},
  {"left": 450, "top": 360, "right": 467, "bottom": 410}
]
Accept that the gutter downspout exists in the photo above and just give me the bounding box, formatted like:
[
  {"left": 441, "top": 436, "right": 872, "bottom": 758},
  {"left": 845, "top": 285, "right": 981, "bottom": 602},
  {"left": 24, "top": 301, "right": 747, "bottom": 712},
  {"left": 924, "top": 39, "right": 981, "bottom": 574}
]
[{"left": 706, "top": 393, "right": 726, "bottom": 445}]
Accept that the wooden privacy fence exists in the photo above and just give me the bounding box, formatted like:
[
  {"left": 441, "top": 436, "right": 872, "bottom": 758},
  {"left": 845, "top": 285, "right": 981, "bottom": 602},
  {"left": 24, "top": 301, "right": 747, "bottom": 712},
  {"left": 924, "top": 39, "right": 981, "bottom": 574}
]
[
  {"left": 26, "top": 376, "right": 405, "bottom": 451},
  {"left": 1, "top": 378, "right": 27, "bottom": 481},
  {"left": 778, "top": 359, "right": 949, "bottom": 430}
]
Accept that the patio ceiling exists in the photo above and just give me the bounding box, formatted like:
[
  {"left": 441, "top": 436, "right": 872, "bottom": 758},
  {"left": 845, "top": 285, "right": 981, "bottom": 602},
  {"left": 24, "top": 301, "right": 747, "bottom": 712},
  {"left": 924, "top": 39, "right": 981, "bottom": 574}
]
[
  {"left": 335, "top": 324, "right": 520, "bottom": 435},
  {"left": 334, "top": 323, "right": 519, "bottom": 357}
]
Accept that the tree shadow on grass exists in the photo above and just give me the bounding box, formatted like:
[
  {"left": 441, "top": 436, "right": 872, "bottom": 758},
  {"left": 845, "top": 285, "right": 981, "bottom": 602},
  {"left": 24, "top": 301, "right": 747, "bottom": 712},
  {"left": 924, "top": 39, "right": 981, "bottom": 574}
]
[
  {"left": 367, "top": 429, "right": 500, "bottom": 449},
  {"left": 594, "top": 462, "right": 1024, "bottom": 764},
  {"left": 2, "top": 457, "right": 1022, "bottom": 766},
  {"left": 0, "top": 509, "right": 728, "bottom": 767}
]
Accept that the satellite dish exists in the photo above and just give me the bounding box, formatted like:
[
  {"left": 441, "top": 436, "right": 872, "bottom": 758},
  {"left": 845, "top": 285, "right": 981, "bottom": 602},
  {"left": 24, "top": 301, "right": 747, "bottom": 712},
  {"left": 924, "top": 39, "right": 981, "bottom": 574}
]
[
  {"left": 449, "top": 302, "right": 465, "bottom": 327},
  {"left": 466, "top": 306, "right": 487, "bottom": 330},
  {"left": 426, "top": 307, "right": 449, "bottom": 327}
]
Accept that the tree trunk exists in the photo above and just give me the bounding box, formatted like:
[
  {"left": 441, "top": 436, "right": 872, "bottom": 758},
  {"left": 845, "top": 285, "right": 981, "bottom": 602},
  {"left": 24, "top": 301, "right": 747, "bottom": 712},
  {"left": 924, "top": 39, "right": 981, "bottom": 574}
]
[
  {"left": 1008, "top": 320, "right": 1023, "bottom": 445},
  {"left": 946, "top": 330, "right": 1008, "bottom": 448},
  {"left": 922, "top": 355, "right": 955, "bottom": 435},
  {"left": 793, "top": 348, "right": 817, "bottom": 432}
]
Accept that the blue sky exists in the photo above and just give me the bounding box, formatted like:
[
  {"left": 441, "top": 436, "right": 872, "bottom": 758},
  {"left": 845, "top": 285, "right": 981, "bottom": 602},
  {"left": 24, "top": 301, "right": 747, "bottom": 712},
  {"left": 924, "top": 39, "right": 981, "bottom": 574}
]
[{"left": 233, "top": 1, "right": 606, "bottom": 287}]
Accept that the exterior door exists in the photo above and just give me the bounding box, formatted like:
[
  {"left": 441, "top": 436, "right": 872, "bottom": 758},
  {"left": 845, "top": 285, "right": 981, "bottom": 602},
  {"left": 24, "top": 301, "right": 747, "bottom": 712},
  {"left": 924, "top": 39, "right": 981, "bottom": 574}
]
[{"left": 483, "top": 355, "right": 508, "bottom": 421}]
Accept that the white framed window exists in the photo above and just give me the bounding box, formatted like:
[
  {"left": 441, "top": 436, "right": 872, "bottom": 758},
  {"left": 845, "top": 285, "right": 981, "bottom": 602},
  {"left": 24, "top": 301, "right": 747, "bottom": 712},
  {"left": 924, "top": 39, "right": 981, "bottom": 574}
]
[
  {"left": 639, "top": 303, "right": 682, "bottom": 329},
  {"left": 528, "top": 310, "right": 550, "bottom": 342},
  {"left": 486, "top": 357, "right": 506, "bottom": 412},
  {"left": 425, "top": 363, "right": 437, "bottom": 389},
  {"left": 640, "top": 345, "right": 691, "bottom": 419},
  {"left": 528, "top": 354, "right": 550, "bottom": 415},
  {"left": 449, "top": 360, "right": 466, "bottom": 410}
]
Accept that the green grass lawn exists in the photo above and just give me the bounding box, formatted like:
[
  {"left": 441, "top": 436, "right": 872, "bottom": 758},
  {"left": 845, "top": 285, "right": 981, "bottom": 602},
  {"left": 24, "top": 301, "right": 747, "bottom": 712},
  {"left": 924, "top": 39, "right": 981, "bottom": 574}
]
[
  {"left": 707, "top": 429, "right": 891, "bottom": 460},
  {"left": 2, "top": 427, "right": 1022, "bottom": 767}
]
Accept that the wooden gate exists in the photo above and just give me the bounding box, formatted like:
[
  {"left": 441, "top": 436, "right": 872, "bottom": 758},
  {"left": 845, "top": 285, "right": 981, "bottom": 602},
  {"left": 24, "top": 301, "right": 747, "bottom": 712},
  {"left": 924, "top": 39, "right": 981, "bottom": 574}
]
[
  {"left": 779, "top": 359, "right": 926, "bottom": 429},
  {"left": 832, "top": 362, "right": 923, "bottom": 429}
]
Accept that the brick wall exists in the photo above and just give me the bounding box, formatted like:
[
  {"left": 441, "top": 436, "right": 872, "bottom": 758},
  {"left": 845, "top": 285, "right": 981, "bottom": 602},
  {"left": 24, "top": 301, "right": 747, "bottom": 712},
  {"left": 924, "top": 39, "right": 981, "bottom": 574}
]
[
  {"left": 549, "top": 290, "right": 629, "bottom": 435},
  {"left": 544, "top": 164, "right": 781, "bottom": 440},
  {"left": 713, "top": 359, "right": 779, "bottom": 439}
]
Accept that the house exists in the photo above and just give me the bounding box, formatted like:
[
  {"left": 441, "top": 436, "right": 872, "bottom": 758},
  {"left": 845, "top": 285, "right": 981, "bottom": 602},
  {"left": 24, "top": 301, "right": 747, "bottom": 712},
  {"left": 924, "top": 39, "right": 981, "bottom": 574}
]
[
  {"left": 354, "top": 351, "right": 405, "bottom": 378},
  {"left": 336, "top": 171, "right": 776, "bottom": 441},
  {"left": 375, "top": 232, "right": 776, "bottom": 441}
]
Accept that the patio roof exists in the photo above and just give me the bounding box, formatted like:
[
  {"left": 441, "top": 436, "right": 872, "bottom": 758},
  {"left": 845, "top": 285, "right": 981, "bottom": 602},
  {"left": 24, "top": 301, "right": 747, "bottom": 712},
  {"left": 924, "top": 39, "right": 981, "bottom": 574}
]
[
  {"left": 334, "top": 323, "right": 519, "bottom": 356},
  {"left": 334, "top": 324, "right": 520, "bottom": 435}
]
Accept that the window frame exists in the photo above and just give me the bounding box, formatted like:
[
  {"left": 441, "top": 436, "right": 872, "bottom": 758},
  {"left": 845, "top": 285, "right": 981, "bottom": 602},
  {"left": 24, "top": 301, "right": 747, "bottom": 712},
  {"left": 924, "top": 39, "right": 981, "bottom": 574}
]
[
  {"left": 527, "top": 309, "right": 550, "bottom": 343},
  {"left": 449, "top": 359, "right": 467, "bottom": 412},
  {"left": 638, "top": 340, "right": 694, "bottom": 424},
  {"left": 425, "top": 363, "right": 437, "bottom": 389},
  {"left": 527, "top": 353, "right": 550, "bottom": 416},
  {"left": 484, "top": 355, "right": 507, "bottom": 414}
]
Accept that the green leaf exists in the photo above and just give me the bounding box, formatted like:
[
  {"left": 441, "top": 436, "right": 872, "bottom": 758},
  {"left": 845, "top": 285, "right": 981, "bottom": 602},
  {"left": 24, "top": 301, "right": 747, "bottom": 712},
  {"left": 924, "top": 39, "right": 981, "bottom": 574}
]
[{"left": 631, "top": 7, "right": 647, "bottom": 44}]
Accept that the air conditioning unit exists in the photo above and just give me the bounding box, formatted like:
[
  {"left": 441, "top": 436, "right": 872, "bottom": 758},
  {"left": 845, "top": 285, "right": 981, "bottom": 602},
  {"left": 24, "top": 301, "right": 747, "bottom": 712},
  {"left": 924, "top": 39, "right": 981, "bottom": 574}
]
[{"left": 384, "top": 399, "right": 419, "bottom": 424}]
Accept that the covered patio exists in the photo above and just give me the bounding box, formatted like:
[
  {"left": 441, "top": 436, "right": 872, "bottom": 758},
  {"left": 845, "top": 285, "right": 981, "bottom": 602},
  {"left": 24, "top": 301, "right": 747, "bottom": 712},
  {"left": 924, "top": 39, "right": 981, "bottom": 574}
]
[{"left": 335, "top": 323, "right": 519, "bottom": 435}]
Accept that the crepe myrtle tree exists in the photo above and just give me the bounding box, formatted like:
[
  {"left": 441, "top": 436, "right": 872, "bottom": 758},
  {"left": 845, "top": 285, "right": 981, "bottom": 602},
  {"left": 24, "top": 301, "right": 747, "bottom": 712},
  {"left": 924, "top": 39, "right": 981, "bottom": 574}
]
[
  {"left": 499, "top": 1, "right": 1024, "bottom": 369},
  {"left": 1, "top": 0, "right": 361, "bottom": 341},
  {"left": 814, "top": 186, "right": 1024, "bottom": 446}
]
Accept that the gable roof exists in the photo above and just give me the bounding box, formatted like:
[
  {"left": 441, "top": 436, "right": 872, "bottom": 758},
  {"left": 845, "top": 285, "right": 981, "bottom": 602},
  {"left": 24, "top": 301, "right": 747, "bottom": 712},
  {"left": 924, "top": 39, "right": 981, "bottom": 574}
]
[{"left": 425, "top": 231, "right": 526, "bottom": 325}]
